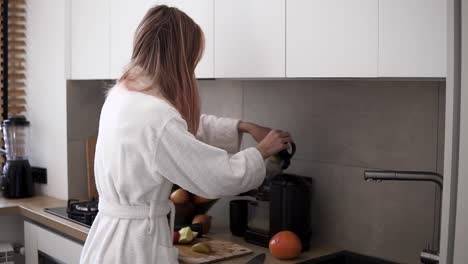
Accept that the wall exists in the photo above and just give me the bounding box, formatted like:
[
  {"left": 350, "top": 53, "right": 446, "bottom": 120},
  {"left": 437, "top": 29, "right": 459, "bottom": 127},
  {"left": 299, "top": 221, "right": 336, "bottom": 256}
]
[
  {"left": 202, "top": 80, "right": 445, "bottom": 264},
  {"left": 25, "top": 0, "right": 68, "bottom": 199}
]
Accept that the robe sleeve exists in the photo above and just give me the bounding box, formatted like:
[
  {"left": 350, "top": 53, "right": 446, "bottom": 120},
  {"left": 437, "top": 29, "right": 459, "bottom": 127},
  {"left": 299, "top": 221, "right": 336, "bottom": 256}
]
[
  {"left": 196, "top": 114, "right": 242, "bottom": 154},
  {"left": 155, "top": 116, "right": 265, "bottom": 199}
]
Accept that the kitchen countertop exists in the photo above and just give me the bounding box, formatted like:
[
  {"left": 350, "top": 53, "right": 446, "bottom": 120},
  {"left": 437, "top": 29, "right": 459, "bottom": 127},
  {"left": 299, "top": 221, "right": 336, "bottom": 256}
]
[
  {"left": 0, "top": 195, "right": 341, "bottom": 263},
  {"left": 208, "top": 232, "right": 340, "bottom": 264}
]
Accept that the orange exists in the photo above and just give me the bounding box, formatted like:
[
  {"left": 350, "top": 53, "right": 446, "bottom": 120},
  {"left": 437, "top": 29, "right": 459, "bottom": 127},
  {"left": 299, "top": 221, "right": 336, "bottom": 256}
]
[
  {"left": 192, "top": 214, "right": 212, "bottom": 234},
  {"left": 170, "top": 189, "right": 190, "bottom": 204},
  {"left": 269, "top": 231, "right": 302, "bottom": 260}
]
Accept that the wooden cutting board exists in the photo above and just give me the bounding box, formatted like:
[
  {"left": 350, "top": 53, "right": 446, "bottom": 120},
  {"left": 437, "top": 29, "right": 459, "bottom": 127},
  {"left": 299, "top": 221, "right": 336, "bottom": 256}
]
[
  {"left": 86, "top": 136, "right": 98, "bottom": 200},
  {"left": 176, "top": 238, "right": 253, "bottom": 264}
]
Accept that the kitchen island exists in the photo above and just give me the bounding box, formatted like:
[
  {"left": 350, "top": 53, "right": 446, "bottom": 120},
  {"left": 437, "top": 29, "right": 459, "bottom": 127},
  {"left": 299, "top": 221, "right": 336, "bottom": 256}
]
[{"left": 0, "top": 195, "right": 340, "bottom": 263}]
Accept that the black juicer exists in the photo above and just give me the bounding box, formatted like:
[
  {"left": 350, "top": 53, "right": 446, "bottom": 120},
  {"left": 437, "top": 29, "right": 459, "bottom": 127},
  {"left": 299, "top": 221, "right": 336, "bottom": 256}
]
[{"left": 244, "top": 143, "right": 312, "bottom": 250}]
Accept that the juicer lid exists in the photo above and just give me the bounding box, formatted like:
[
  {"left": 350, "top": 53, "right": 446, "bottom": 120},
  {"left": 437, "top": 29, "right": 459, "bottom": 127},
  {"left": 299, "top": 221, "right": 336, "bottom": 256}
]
[{"left": 3, "top": 116, "right": 30, "bottom": 126}]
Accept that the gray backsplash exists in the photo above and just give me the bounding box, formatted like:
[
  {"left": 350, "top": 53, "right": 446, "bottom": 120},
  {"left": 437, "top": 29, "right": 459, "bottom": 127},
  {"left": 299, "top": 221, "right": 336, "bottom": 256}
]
[
  {"left": 67, "top": 80, "right": 107, "bottom": 199},
  {"left": 66, "top": 79, "right": 445, "bottom": 264},
  {"left": 201, "top": 80, "right": 445, "bottom": 264}
]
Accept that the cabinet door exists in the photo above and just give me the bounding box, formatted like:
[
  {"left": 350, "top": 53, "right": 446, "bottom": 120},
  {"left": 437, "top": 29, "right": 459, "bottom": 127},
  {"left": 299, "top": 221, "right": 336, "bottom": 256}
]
[
  {"left": 379, "top": 0, "right": 446, "bottom": 77},
  {"left": 24, "top": 222, "right": 83, "bottom": 264},
  {"left": 24, "top": 221, "right": 38, "bottom": 264},
  {"left": 109, "top": 0, "right": 155, "bottom": 79},
  {"left": 215, "top": 0, "right": 286, "bottom": 78},
  {"left": 159, "top": 0, "right": 214, "bottom": 78},
  {"left": 70, "top": 0, "right": 110, "bottom": 79},
  {"left": 286, "top": 0, "right": 378, "bottom": 77}
]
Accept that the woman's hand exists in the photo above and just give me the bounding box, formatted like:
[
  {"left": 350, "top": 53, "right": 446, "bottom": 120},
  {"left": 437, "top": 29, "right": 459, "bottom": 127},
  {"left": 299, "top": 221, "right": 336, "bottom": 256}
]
[
  {"left": 256, "top": 130, "right": 292, "bottom": 159},
  {"left": 238, "top": 121, "right": 271, "bottom": 143}
]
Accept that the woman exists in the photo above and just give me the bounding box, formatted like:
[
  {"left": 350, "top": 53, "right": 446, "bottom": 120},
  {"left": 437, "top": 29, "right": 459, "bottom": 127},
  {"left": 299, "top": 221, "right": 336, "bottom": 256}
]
[{"left": 80, "top": 5, "right": 292, "bottom": 264}]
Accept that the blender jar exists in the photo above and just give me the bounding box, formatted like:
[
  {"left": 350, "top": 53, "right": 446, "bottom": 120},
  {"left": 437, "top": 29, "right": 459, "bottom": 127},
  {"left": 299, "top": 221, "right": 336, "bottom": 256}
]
[
  {"left": 1, "top": 117, "right": 34, "bottom": 198},
  {"left": 2, "top": 117, "right": 30, "bottom": 161}
]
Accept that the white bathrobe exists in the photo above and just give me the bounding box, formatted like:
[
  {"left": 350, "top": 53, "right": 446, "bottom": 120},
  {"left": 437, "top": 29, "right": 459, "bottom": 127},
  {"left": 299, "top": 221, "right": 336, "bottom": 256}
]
[{"left": 79, "top": 84, "right": 266, "bottom": 264}]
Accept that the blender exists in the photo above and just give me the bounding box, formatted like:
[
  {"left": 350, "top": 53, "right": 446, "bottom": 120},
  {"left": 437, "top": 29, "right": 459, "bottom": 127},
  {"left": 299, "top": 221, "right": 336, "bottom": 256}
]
[{"left": 0, "top": 117, "right": 34, "bottom": 198}]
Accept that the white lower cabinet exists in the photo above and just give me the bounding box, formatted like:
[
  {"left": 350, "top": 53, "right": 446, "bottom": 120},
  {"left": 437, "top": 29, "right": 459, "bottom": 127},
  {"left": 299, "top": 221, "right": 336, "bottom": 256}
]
[{"left": 24, "top": 221, "right": 83, "bottom": 264}]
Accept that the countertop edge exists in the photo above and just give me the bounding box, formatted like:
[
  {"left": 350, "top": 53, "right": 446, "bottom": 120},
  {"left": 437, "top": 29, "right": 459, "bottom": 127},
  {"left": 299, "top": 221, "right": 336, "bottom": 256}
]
[
  {"left": 0, "top": 196, "right": 89, "bottom": 243},
  {"left": 18, "top": 206, "right": 88, "bottom": 242}
]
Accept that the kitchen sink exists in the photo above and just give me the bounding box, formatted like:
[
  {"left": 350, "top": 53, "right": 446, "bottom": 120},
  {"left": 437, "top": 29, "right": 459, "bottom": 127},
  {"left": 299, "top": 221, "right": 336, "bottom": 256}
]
[{"left": 298, "top": 251, "right": 399, "bottom": 264}]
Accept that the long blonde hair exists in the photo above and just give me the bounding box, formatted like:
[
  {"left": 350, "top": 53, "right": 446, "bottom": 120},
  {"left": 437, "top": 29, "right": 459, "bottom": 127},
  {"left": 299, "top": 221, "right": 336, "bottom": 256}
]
[{"left": 119, "top": 5, "right": 203, "bottom": 134}]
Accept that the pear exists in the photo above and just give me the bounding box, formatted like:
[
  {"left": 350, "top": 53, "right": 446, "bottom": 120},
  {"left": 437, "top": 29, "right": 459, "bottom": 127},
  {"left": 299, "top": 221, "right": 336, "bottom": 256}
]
[
  {"left": 191, "top": 242, "right": 211, "bottom": 254},
  {"left": 178, "top": 227, "right": 198, "bottom": 244}
]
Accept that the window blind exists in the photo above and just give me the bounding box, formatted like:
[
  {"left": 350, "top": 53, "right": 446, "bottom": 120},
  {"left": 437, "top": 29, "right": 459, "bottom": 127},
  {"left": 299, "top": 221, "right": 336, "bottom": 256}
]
[
  {"left": 6, "top": 0, "right": 27, "bottom": 117},
  {"left": 1, "top": 0, "right": 27, "bottom": 163}
]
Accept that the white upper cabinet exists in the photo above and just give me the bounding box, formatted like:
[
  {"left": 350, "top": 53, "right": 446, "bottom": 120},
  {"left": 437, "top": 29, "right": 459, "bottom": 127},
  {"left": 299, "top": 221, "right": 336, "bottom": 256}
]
[
  {"left": 159, "top": 0, "right": 214, "bottom": 78},
  {"left": 70, "top": 0, "right": 110, "bottom": 79},
  {"left": 109, "top": 0, "right": 213, "bottom": 79},
  {"left": 109, "top": 0, "right": 155, "bottom": 79},
  {"left": 70, "top": 0, "right": 446, "bottom": 79},
  {"left": 214, "top": 0, "right": 286, "bottom": 78},
  {"left": 286, "top": 0, "right": 378, "bottom": 78},
  {"left": 379, "top": 0, "right": 446, "bottom": 77}
]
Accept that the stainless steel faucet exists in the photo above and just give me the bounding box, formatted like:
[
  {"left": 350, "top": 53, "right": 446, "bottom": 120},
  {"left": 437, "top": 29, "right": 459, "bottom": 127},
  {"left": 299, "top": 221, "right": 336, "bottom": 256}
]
[{"left": 364, "top": 170, "right": 443, "bottom": 264}]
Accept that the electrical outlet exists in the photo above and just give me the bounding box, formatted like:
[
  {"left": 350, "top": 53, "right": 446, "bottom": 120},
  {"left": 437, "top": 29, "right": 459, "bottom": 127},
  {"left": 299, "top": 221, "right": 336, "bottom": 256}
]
[{"left": 32, "top": 167, "right": 47, "bottom": 184}]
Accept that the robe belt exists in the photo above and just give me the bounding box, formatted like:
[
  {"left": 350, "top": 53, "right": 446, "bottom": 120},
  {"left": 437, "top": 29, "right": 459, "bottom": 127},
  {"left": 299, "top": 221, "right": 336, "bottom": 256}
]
[{"left": 98, "top": 199, "right": 176, "bottom": 236}]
